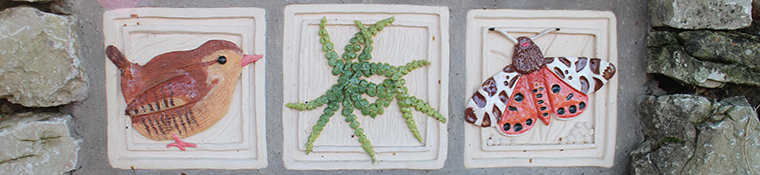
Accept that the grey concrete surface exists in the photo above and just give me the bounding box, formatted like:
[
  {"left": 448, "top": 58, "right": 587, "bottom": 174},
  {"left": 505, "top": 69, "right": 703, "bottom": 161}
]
[{"left": 64, "top": 0, "right": 648, "bottom": 174}]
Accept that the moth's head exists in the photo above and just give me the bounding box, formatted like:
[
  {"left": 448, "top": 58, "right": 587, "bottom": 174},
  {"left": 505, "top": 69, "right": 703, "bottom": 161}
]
[
  {"left": 516, "top": 37, "right": 537, "bottom": 50},
  {"left": 511, "top": 37, "right": 545, "bottom": 74},
  {"left": 514, "top": 37, "right": 542, "bottom": 58}
]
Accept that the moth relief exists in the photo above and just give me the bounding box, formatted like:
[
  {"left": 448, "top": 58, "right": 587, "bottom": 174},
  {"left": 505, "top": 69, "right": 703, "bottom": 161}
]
[{"left": 465, "top": 28, "right": 616, "bottom": 138}]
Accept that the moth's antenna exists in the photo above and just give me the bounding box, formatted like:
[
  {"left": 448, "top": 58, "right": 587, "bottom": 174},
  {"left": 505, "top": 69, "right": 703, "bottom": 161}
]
[
  {"left": 489, "top": 27, "right": 518, "bottom": 44},
  {"left": 530, "top": 28, "right": 560, "bottom": 40}
]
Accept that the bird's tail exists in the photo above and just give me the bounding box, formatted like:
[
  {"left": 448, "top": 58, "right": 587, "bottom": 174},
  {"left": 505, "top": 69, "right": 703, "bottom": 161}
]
[{"left": 106, "top": 45, "right": 134, "bottom": 70}]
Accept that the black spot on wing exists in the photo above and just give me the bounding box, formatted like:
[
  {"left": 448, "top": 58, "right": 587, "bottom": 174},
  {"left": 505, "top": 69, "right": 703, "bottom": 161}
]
[
  {"left": 514, "top": 93, "right": 524, "bottom": 102},
  {"left": 579, "top": 101, "right": 586, "bottom": 110},
  {"left": 513, "top": 123, "right": 523, "bottom": 132}
]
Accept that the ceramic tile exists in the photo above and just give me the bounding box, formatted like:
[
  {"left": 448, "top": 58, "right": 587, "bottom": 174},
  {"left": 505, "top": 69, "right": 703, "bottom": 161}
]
[
  {"left": 463, "top": 9, "right": 618, "bottom": 168},
  {"left": 104, "top": 7, "right": 267, "bottom": 169},
  {"left": 282, "top": 4, "right": 449, "bottom": 170}
]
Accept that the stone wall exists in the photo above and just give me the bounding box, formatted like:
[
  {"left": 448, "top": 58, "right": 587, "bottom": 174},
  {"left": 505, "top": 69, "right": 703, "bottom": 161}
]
[
  {"left": 634, "top": 0, "right": 760, "bottom": 174},
  {"left": 0, "top": 0, "right": 652, "bottom": 173},
  {"left": 0, "top": 0, "right": 84, "bottom": 174}
]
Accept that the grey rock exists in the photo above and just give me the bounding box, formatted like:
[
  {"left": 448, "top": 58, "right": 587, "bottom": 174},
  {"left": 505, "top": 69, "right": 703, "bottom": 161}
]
[
  {"left": 2, "top": 0, "right": 74, "bottom": 15},
  {"left": 650, "top": 0, "right": 752, "bottom": 30},
  {"left": 630, "top": 139, "right": 656, "bottom": 156},
  {"left": 754, "top": 0, "right": 760, "bottom": 18},
  {"left": 631, "top": 144, "right": 660, "bottom": 174},
  {"left": 0, "top": 7, "right": 88, "bottom": 107},
  {"left": 0, "top": 112, "right": 80, "bottom": 174},
  {"left": 646, "top": 31, "right": 677, "bottom": 47},
  {"left": 644, "top": 80, "right": 667, "bottom": 96},
  {"left": 680, "top": 30, "right": 760, "bottom": 71},
  {"left": 647, "top": 43, "right": 760, "bottom": 88},
  {"left": 633, "top": 95, "right": 760, "bottom": 175},
  {"left": 638, "top": 94, "right": 708, "bottom": 141},
  {"left": 631, "top": 138, "right": 694, "bottom": 175},
  {"left": 48, "top": 0, "right": 73, "bottom": 15},
  {"left": 682, "top": 97, "right": 760, "bottom": 174},
  {"left": 651, "top": 142, "right": 694, "bottom": 174}
]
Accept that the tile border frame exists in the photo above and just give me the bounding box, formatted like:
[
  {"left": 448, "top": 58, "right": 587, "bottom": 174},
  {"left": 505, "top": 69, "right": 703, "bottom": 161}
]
[
  {"left": 463, "top": 9, "right": 618, "bottom": 168},
  {"left": 103, "top": 7, "right": 267, "bottom": 170},
  {"left": 282, "top": 4, "right": 450, "bottom": 170}
]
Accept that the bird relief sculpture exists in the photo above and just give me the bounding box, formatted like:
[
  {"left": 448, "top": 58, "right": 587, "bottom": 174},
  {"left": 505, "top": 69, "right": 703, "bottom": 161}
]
[
  {"left": 106, "top": 40, "right": 262, "bottom": 151},
  {"left": 465, "top": 28, "right": 616, "bottom": 138}
]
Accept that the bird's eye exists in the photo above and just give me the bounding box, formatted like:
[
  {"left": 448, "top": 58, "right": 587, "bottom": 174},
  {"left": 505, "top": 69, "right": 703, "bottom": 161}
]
[{"left": 217, "top": 56, "right": 227, "bottom": 64}]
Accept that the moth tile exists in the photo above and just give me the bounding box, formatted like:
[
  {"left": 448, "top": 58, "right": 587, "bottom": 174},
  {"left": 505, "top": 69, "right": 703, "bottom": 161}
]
[
  {"left": 464, "top": 9, "right": 618, "bottom": 168},
  {"left": 104, "top": 7, "right": 267, "bottom": 169}
]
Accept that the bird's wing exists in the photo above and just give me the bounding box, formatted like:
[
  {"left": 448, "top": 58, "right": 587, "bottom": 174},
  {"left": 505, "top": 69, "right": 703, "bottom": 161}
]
[
  {"left": 124, "top": 51, "right": 212, "bottom": 104},
  {"left": 124, "top": 69, "right": 213, "bottom": 116}
]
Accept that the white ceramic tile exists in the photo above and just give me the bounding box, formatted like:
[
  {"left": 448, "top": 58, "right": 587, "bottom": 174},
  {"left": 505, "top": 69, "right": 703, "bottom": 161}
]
[
  {"left": 104, "top": 7, "right": 267, "bottom": 169},
  {"left": 282, "top": 4, "right": 449, "bottom": 170},
  {"left": 464, "top": 9, "right": 618, "bottom": 168}
]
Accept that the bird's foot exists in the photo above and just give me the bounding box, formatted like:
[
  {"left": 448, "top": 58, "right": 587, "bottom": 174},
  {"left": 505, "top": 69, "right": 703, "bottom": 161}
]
[{"left": 166, "top": 134, "right": 196, "bottom": 151}]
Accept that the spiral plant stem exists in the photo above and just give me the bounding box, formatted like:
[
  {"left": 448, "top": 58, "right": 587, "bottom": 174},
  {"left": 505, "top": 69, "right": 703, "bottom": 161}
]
[{"left": 285, "top": 16, "right": 447, "bottom": 163}]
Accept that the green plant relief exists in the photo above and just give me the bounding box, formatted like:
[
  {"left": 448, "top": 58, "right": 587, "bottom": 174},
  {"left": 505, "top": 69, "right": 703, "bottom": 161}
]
[{"left": 285, "top": 16, "right": 447, "bottom": 163}]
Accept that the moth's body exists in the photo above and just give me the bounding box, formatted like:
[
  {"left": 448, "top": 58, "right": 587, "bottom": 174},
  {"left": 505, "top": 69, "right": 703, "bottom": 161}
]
[
  {"left": 465, "top": 28, "right": 616, "bottom": 136},
  {"left": 107, "top": 40, "right": 261, "bottom": 144}
]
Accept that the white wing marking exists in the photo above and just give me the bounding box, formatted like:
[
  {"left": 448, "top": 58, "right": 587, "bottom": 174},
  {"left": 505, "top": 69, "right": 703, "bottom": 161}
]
[
  {"left": 545, "top": 57, "right": 615, "bottom": 95},
  {"left": 465, "top": 69, "right": 521, "bottom": 127}
]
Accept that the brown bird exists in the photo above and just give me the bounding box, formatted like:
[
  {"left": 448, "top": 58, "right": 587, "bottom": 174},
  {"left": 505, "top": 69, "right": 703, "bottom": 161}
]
[{"left": 107, "top": 40, "right": 262, "bottom": 150}]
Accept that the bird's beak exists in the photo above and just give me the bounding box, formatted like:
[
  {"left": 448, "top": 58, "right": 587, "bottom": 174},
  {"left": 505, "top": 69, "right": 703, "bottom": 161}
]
[{"left": 241, "top": 54, "right": 263, "bottom": 67}]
